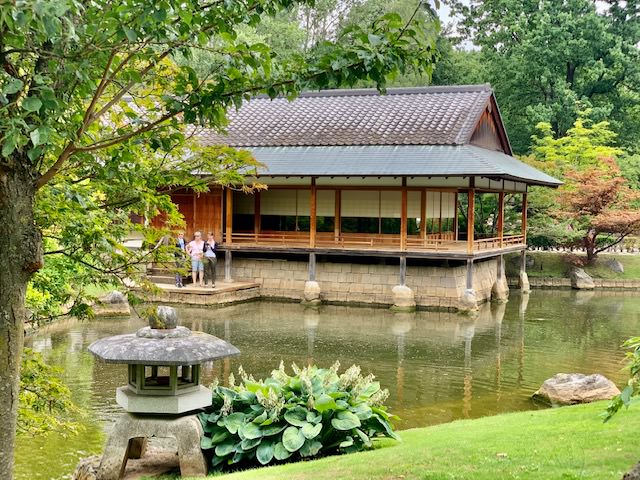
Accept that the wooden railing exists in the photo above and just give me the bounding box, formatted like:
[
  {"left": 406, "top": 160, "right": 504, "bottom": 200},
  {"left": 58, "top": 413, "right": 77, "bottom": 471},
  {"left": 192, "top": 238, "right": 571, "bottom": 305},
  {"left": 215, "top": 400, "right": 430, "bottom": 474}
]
[
  {"left": 473, "top": 234, "right": 526, "bottom": 251},
  {"left": 230, "top": 231, "right": 525, "bottom": 253}
]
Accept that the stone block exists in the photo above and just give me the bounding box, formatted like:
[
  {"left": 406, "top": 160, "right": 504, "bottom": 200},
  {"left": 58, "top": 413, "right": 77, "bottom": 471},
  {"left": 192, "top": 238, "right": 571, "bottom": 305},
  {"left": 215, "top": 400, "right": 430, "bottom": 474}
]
[{"left": 98, "top": 413, "right": 207, "bottom": 480}]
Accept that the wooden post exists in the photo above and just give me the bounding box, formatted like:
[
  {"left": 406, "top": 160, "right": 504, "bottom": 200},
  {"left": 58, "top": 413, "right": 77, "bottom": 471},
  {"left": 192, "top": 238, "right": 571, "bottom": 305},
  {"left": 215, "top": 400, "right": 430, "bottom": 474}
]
[
  {"left": 401, "top": 178, "right": 407, "bottom": 251},
  {"left": 420, "top": 189, "right": 426, "bottom": 242},
  {"left": 454, "top": 192, "right": 459, "bottom": 240},
  {"left": 521, "top": 192, "right": 528, "bottom": 244},
  {"left": 334, "top": 189, "right": 341, "bottom": 243},
  {"left": 438, "top": 191, "right": 442, "bottom": 236},
  {"left": 254, "top": 191, "right": 261, "bottom": 239},
  {"left": 467, "top": 189, "right": 475, "bottom": 254},
  {"left": 399, "top": 255, "right": 407, "bottom": 286},
  {"left": 310, "top": 178, "right": 317, "bottom": 248},
  {"left": 224, "top": 250, "right": 232, "bottom": 282},
  {"left": 308, "top": 252, "right": 316, "bottom": 281},
  {"left": 497, "top": 191, "right": 505, "bottom": 248},
  {"left": 192, "top": 193, "right": 197, "bottom": 237},
  {"left": 225, "top": 187, "right": 233, "bottom": 245}
]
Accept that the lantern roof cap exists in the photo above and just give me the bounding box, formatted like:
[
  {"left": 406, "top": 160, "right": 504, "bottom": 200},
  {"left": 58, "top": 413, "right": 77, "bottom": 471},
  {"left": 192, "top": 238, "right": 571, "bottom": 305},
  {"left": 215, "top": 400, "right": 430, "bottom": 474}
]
[{"left": 88, "top": 306, "right": 240, "bottom": 365}]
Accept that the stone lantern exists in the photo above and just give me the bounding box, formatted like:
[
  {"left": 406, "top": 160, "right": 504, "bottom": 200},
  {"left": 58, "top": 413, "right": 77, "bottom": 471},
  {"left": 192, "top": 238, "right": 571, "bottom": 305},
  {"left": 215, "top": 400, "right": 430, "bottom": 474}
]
[{"left": 88, "top": 306, "right": 239, "bottom": 479}]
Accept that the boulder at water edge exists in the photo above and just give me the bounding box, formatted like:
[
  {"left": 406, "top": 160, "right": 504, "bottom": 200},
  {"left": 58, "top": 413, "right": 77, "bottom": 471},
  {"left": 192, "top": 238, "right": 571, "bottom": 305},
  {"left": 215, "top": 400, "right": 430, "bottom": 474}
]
[
  {"left": 605, "top": 258, "right": 624, "bottom": 273},
  {"left": 94, "top": 290, "right": 131, "bottom": 317},
  {"left": 532, "top": 373, "right": 620, "bottom": 406},
  {"left": 570, "top": 268, "right": 595, "bottom": 290}
]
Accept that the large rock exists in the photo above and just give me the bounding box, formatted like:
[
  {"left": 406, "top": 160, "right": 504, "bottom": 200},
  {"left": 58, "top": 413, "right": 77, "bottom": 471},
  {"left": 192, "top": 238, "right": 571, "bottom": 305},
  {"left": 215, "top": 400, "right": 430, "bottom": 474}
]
[
  {"left": 458, "top": 289, "right": 478, "bottom": 313},
  {"left": 302, "top": 280, "right": 321, "bottom": 305},
  {"left": 518, "top": 271, "right": 531, "bottom": 293},
  {"left": 605, "top": 258, "right": 624, "bottom": 273},
  {"left": 94, "top": 291, "right": 131, "bottom": 317},
  {"left": 570, "top": 268, "right": 595, "bottom": 290},
  {"left": 533, "top": 373, "right": 620, "bottom": 406},
  {"left": 104, "top": 290, "right": 128, "bottom": 304},
  {"left": 624, "top": 462, "right": 640, "bottom": 480},
  {"left": 391, "top": 285, "right": 416, "bottom": 312},
  {"left": 491, "top": 277, "right": 509, "bottom": 302}
]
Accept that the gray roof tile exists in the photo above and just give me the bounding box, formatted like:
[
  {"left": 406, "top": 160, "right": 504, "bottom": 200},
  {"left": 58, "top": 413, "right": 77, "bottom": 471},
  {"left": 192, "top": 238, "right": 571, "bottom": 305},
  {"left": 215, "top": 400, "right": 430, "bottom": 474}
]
[{"left": 195, "top": 85, "right": 494, "bottom": 147}]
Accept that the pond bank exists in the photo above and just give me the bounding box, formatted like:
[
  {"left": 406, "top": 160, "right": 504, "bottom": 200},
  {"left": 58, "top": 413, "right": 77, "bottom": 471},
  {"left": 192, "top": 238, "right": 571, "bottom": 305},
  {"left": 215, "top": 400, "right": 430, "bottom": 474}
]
[{"left": 173, "top": 401, "right": 639, "bottom": 480}]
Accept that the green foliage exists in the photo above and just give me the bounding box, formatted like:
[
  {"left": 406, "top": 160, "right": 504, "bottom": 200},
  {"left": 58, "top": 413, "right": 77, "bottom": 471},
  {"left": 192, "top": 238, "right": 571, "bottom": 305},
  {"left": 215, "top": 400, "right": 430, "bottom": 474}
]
[
  {"left": 18, "top": 349, "right": 79, "bottom": 436},
  {"left": 198, "top": 362, "right": 399, "bottom": 472},
  {"left": 0, "top": 0, "right": 440, "bottom": 318},
  {"left": 448, "top": 0, "right": 640, "bottom": 154},
  {"left": 604, "top": 337, "right": 640, "bottom": 422}
]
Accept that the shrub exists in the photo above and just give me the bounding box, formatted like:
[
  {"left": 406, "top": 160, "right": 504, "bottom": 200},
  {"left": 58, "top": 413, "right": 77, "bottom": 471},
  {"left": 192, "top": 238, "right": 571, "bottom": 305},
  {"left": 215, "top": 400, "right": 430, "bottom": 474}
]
[
  {"left": 198, "top": 362, "right": 399, "bottom": 472},
  {"left": 604, "top": 336, "right": 640, "bottom": 422}
]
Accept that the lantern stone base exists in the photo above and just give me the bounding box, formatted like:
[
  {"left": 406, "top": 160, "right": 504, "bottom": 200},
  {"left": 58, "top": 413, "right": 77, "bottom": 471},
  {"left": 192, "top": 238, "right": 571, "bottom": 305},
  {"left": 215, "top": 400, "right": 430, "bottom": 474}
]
[
  {"left": 98, "top": 413, "right": 207, "bottom": 480},
  {"left": 116, "top": 385, "right": 212, "bottom": 414}
]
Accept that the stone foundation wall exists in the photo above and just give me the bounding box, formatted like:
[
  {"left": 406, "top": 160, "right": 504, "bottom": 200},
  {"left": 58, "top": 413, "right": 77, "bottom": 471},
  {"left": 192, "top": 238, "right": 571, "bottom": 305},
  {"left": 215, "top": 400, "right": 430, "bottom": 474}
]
[
  {"left": 507, "top": 276, "right": 640, "bottom": 289},
  {"left": 222, "top": 256, "right": 500, "bottom": 310}
]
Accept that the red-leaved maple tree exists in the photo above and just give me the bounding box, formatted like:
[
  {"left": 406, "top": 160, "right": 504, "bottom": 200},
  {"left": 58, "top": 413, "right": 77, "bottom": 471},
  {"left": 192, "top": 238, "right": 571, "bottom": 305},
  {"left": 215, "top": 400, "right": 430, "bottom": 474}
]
[{"left": 558, "top": 157, "right": 640, "bottom": 263}]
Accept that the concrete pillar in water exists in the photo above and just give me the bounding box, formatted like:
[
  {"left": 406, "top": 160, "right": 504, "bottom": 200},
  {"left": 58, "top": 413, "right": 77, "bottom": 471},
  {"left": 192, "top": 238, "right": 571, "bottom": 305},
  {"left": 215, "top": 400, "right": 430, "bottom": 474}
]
[
  {"left": 392, "top": 255, "right": 416, "bottom": 311},
  {"left": 491, "top": 254, "right": 509, "bottom": 302},
  {"left": 303, "top": 252, "right": 321, "bottom": 305},
  {"left": 459, "top": 258, "right": 479, "bottom": 312},
  {"left": 518, "top": 249, "right": 531, "bottom": 293},
  {"left": 224, "top": 250, "right": 232, "bottom": 283}
]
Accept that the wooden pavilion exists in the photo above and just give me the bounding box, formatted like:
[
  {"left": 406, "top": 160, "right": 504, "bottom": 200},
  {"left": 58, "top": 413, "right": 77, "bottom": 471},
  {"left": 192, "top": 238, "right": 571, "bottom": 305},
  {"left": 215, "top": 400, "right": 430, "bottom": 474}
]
[{"left": 165, "top": 85, "right": 561, "bottom": 310}]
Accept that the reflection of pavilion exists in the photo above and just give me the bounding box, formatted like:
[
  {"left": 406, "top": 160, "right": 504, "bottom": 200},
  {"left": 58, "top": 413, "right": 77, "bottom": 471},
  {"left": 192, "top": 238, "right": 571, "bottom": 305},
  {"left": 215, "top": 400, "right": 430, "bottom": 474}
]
[{"left": 385, "top": 300, "right": 515, "bottom": 420}]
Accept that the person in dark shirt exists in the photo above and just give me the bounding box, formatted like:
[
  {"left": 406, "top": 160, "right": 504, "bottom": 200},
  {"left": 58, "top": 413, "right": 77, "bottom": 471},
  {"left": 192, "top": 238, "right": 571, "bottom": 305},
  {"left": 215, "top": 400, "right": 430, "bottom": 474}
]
[
  {"left": 175, "top": 232, "right": 186, "bottom": 288},
  {"left": 203, "top": 232, "right": 217, "bottom": 288}
]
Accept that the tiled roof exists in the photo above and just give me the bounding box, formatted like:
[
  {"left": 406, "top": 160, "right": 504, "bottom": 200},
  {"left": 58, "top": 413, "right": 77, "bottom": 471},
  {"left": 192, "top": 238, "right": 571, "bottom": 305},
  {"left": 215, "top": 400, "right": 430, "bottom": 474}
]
[
  {"left": 247, "top": 145, "right": 562, "bottom": 187},
  {"left": 194, "top": 85, "right": 494, "bottom": 148}
]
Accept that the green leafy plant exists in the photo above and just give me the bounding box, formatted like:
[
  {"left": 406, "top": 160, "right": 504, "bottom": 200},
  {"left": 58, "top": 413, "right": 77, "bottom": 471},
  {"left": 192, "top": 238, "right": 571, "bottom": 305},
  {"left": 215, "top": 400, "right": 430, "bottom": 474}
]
[
  {"left": 603, "top": 337, "right": 640, "bottom": 422},
  {"left": 198, "top": 362, "right": 399, "bottom": 472},
  {"left": 18, "top": 349, "right": 80, "bottom": 436}
]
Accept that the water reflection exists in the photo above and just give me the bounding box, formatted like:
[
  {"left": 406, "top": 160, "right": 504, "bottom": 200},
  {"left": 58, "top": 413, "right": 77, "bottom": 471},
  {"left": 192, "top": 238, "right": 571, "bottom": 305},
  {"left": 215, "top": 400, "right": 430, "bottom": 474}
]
[{"left": 16, "top": 291, "right": 640, "bottom": 480}]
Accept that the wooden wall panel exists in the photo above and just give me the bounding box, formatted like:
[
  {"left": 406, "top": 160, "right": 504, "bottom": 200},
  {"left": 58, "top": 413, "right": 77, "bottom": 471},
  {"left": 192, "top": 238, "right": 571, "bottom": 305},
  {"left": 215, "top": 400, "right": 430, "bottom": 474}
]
[
  {"left": 170, "top": 187, "right": 223, "bottom": 241},
  {"left": 470, "top": 110, "right": 503, "bottom": 152}
]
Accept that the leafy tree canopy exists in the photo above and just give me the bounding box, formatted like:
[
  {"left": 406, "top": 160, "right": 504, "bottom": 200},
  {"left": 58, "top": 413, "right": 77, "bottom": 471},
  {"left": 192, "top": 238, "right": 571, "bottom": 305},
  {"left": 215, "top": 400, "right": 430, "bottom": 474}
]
[
  {"left": 447, "top": 0, "right": 640, "bottom": 154},
  {"left": 0, "top": 1, "right": 439, "bottom": 478}
]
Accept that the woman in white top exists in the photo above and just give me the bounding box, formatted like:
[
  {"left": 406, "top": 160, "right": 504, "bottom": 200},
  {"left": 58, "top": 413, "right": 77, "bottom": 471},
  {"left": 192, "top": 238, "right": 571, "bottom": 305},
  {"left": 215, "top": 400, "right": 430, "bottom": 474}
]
[{"left": 203, "top": 232, "right": 217, "bottom": 288}]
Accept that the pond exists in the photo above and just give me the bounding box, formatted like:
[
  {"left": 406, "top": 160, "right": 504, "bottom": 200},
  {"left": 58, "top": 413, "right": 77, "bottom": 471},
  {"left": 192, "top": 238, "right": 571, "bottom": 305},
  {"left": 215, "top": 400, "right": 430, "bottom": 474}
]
[{"left": 15, "top": 290, "right": 640, "bottom": 479}]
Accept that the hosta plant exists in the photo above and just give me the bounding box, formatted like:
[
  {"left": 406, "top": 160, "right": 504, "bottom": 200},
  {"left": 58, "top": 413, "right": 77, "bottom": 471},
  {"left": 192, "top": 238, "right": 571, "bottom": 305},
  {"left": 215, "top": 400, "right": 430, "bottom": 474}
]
[{"left": 198, "top": 362, "right": 399, "bottom": 471}]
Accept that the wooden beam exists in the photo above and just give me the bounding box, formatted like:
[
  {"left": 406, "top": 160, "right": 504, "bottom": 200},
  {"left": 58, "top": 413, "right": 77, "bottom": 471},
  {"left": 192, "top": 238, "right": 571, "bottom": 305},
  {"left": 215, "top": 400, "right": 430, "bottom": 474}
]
[
  {"left": 310, "top": 178, "right": 317, "bottom": 248},
  {"left": 401, "top": 178, "right": 407, "bottom": 251},
  {"left": 497, "top": 191, "right": 505, "bottom": 248},
  {"left": 399, "top": 255, "right": 407, "bottom": 286},
  {"left": 420, "top": 189, "right": 426, "bottom": 241},
  {"left": 334, "top": 189, "right": 341, "bottom": 242},
  {"left": 254, "top": 191, "right": 261, "bottom": 237},
  {"left": 467, "top": 189, "right": 475, "bottom": 254},
  {"left": 225, "top": 187, "right": 233, "bottom": 244},
  {"left": 522, "top": 192, "right": 528, "bottom": 243}
]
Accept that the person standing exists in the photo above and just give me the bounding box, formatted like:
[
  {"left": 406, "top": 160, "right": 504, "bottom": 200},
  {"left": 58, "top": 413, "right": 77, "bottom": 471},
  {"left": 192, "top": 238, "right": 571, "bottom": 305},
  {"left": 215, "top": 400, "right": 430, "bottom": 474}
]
[
  {"left": 174, "top": 232, "right": 186, "bottom": 288},
  {"left": 203, "top": 232, "right": 217, "bottom": 288},
  {"left": 187, "top": 231, "right": 205, "bottom": 287}
]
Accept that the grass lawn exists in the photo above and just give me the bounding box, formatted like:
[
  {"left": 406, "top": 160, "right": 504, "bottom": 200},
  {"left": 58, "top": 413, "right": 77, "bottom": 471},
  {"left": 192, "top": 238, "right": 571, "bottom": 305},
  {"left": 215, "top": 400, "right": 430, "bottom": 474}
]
[
  {"left": 167, "top": 401, "right": 639, "bottom": 480},
  {"left": 505, "top": 251, "right": 640, "bottom": 280}
]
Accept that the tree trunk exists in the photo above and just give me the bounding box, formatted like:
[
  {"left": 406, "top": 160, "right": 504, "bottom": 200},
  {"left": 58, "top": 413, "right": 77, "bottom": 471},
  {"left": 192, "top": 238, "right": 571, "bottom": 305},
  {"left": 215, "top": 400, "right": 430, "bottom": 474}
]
[
  {"left": 0, "top": 156, "right": 42, "bottom": 480},
  {"left": 585, "top": 228, "right": 597, "bottom": 264}
]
